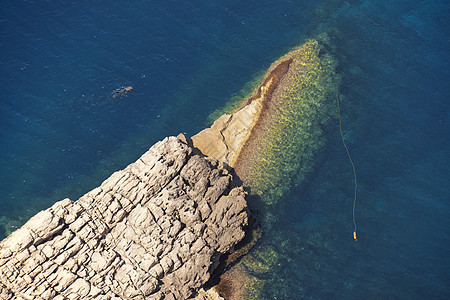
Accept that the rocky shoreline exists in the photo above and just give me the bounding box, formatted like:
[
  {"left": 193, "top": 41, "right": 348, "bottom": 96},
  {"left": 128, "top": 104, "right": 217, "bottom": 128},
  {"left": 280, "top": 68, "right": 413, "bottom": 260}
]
[
  {"left": 0, "top": 37, "right": 339, "bottom": 299},
  {"left": 0, "top": 136, "right": 248, "bottom": 299}
]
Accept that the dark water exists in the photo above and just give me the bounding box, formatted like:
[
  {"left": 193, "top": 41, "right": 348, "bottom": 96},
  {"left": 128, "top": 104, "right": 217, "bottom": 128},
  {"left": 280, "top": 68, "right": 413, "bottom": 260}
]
[{"left": 1, "top": 0, "right": 449, "bottom": 298}]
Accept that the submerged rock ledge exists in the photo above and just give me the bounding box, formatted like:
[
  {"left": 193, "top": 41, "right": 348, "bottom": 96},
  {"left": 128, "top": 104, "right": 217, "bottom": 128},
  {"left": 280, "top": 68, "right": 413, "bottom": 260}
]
[
  {"left": 0, "top": 136, "right": 248, "bottom": 299},
  {"left": 191, "top": 37, "right": 339, "bottom": 299},
  {"left": 190, "top": 57, "right": 292, "bottom": 168}
]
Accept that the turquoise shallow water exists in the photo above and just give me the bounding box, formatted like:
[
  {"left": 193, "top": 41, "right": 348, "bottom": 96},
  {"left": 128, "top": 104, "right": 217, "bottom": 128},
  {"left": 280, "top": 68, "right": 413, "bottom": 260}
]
[{"left": 1, "top": 0, "right": 449, "bottom": 298}]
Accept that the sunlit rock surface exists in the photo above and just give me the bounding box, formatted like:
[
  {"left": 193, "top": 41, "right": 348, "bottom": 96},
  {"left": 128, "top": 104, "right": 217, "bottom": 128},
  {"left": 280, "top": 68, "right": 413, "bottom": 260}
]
[
  {"left": 190, "top": 80, "right": 268, "bottom": 168},
  {"left": 0, "top": 136, "right": 248, "bottom": 299}
]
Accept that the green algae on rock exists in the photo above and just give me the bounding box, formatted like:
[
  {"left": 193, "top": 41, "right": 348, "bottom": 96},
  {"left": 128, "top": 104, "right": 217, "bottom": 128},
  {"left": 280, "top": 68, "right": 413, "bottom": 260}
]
[
  {"left": 235, "top": 38, "right": 340, "bottom": 205},
  {"left": 189, "top": 36, "right": 340, "bottom": 299},
  {"left": 242, "top": 244, "right": 280, "bottom": 274},
  {"left": 202, "top": 36, "right": 341, "bottom": 299}
]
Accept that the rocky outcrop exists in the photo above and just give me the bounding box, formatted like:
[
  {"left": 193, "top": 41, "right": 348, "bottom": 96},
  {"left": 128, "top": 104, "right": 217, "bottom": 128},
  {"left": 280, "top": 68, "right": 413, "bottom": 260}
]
[
  {"left": 0, "top": 136, "right": 248, "bottom": 299},
  {"left": 190, "top": 55, "right": 291, "bottom": 169},
  {"left": 191, "top": 78, "right": 274, "bottom": 168}
]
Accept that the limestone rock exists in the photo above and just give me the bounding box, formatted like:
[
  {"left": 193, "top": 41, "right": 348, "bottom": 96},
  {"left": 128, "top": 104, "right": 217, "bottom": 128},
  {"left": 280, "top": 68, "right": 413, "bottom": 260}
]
[
  {"left": 191, "top": 78, "right": 273, "bottom": 167},
  {"left": 0, "top": 136, "right": 248, "bottom": 299}
]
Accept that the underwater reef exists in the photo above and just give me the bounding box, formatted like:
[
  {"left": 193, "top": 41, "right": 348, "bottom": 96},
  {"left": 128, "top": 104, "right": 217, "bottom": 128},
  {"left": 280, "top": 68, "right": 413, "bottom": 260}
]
[
  {"left": 235, "top": 38, "right": 339, "bottom": 205},
  {"left": 192, "top": 36, "right": 339, "bottom": 206},
  {"left": 194, "top": 36, "right": 340, "bottom": 299}
]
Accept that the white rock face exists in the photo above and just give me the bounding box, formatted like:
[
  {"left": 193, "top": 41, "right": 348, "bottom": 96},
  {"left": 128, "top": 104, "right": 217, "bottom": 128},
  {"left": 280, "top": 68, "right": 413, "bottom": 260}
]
[{"left": 0, "top": 136, "right": 248, "bottom": 299}]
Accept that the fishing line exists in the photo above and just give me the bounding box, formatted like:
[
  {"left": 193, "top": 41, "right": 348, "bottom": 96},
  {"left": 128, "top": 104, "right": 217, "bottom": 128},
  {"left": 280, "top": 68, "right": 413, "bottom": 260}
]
[{"left": 336, "top": 92, "right": 358, "bottom": 241}]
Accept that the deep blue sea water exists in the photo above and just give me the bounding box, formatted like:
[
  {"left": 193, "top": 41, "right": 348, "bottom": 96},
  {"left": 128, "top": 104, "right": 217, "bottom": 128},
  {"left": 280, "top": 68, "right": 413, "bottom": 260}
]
[{"left": 1, "top": 0, "right": 449, "bottom": 299}]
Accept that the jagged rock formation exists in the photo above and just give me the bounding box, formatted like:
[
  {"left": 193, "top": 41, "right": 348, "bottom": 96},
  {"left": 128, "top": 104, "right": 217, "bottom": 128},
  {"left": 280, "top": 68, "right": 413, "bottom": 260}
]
[{"left": 0, "top": 136, "right": 248, "bottom": 299}]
